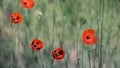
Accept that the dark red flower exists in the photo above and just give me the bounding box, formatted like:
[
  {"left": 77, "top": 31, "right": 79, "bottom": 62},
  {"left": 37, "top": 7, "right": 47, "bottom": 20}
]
[
  {"left": 82, "top": 29, "right": 98, "bottom": 45},
  {"left": 21, "top": 0, "right": 35, "bottom": 9},
  {"left": 52, "top": 48, "right": 65, "bottom": 61},
  {"left": 30, "top": 38, "right": 43, "bottom": 51},
  {"left": 10, "top": 12, "right": 23, "bottom": 24}
]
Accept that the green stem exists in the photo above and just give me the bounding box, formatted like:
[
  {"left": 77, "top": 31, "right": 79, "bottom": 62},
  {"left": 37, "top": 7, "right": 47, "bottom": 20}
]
[
  {"left": 39, "top": 51, "right": 43, "bottom": 68},
  {"left": 50, "top": 1, "right": 56, "bottom": 66},
  {"left": 60, "top": 13, "right": 66, "bottom": 49},
  {"left": 43, "top": 15, "right": 51, "bottom": 44},
  {"left": 76, "top": 25, "right": 82, "bottom": 68},
  {"left": 11, "top": 26, "right": 17, "bottom": 68},
  {"left": 99, "top": 0, "right": 104, "bottom": 68},
  {"left": 51, "top": 59, "right": 54, "bottom": 68},
  {"left": 93, "top": 45, "right": 97, "bottom": 68},
  {"left": 10, "top": 22, "right": 12, "bottom": 27},
  {"left": 88, "top": 50, "right": 91, "bottom": 68},
  {"left": 82, "top": 43, "right": 84, "bottom": 68},
  {"left": 94, "top": 20, "right": 100, "bottom": 68},
  {"left": 65, "top": 55, "right": 68, "bottom": 68}
]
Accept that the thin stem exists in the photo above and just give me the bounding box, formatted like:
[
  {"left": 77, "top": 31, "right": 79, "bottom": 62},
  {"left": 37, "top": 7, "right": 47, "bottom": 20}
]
[
  {"left": 11, "top": 26, "right": 17, "bottom": 68},
  {"left": 99, "top": 0, "right": 104, "bottom": 68},
  {"left": 59, "top": 13, "right": 66, "bottom": 49},
  {"left": 97, "top": 20, "right": 100, "bottom": 68},
  {"left": 10, "top": 22, "right": 12, "bottom": 27},
  {"left": 43, "top": 15, "right": 51, "bottom": 45},
  {"left": 88, "top": 50, "right": 91, "bottom": 68},
  {"left": 33, "top": 52, "right": 38, "bottom": 68},
  {"left": 50, "top": 0, "right": 56, "bottom": 66},
  {"left": 82, "top": 43, "right": 84, "bottom": 68},
  {"left": 65, "top": 55, "right": 68, "bottom": 68},
  {"left": 11, "top": 24, "right": 14, "bottom": 67},
  {"left": 76, "top": 25, "right": 82, "bottom": 68},
  {"left": 94, "top": 20, "right": 100, "bottom": 68},
  {"left": 51, "top": 59, "right": 54, "bottom": 68},
  {"left": 114, "top": 61, "right": 117, "bottom": 68},
  {"left": 93, "top": 45, "right": 97, "bottom": 68},
  {"left": 39, "top": 51, "right": 43, "bottom": 68},
  {"left": 76, "top": 20, "right": 85, "bottom": 68},
  {"left": 15, "top": 37, "right": 19, "bottom": 68}
]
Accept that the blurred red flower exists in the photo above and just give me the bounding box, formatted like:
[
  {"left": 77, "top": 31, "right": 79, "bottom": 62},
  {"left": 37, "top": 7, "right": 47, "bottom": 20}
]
[
  {"left": 52, "top": 48, "right": 65, "bottom": 61},
  {"left": 30, "top": 38, "right": 44, "bottom": 51},
  {"left": 21, "top": 0, "right": 35, "bottom": 9},
  {"left": 82, "top": 29, "right": 98, "bottom": 45},
  {"left": 10, "top": 12, "right": 23, "bottom": 24}
]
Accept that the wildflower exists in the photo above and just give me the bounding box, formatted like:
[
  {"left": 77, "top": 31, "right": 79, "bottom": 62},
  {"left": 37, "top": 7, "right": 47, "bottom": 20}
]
[
  {"left": 10, "top": 12, "right": 23, "bottom": 24},
  {"left": 52, "top": 48, "right": 65, "bottom": 61},
  {"left": 21, "top": 0, "right": 35, "bottom": 9},
  {"left": 30, "top": 38, "right": 44, "bottom": 51},
  {"left": 82, "top": 29, "right": 98, "bottom": 45}
]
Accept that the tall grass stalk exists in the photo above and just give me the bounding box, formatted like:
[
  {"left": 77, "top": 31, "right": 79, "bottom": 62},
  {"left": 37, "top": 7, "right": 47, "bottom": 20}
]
[
  {"left": 76, "top": 25, "right": 81, "bottom": 68},
  {"left": 82, "top": 43, "right": 84, "bottom": 68},
  {"left": 10, "top": 23, "right": 17, "bottom": 68},
  {"left": 62, "top": 14, "right": 69, "bottom": 68},
  {"left": 88, "top": 50, "right": 91, "bottom": 68},
  {"left": 51, "top": 59, "right": 54, "bottom": 68},
  {"left": 102, "top": 30, "right": 119, "bottom": 65},
  {"left": 42, "top": 14, "right": 53, "bottom": 68},
  {"left": 39, "top": 51, "right": 43, "bottom": 68},
  {"left": 50, "top": 0, "right": 56, "bottom": 67},
  {"left": 36, "top": 15, "right": 43, "bottom": 68},
  {"left": 94, "top": 20, "right": 100, "bottom": 68},
  {"left": 59, "top": 13, "right": 66, "bottom": 49},
  {"left": 99, "top": 0, "right": 104, "bottom": 68},
  {"left": 76, "top": 18, "right": 86, "bottom": 68},
  {"left": 14, "top": 27, "right": 18, "bottom": 68},
  {"left": 32, "top": 51, "right": 38, "bottom": 68}
]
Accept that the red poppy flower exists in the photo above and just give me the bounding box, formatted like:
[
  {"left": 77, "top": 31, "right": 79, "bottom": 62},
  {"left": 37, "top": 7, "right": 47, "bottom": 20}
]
[
  {"left": 52, "top": 48, "right": 65, "bottom": 61},
  {"left": 82, "top": 29, "right": 98, "bottom": 45},
  {"left": 30, "top": 38, "right": 43, "bottom": 51},
  {"left": 10, "top": 12, "right": 23, "bottom": 24},
  {"left": 21, "top": 0, "right": 35, "bottom": 9}
]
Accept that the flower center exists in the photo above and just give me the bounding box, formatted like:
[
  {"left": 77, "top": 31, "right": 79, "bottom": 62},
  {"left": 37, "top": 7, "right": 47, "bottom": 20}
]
[
  {"left": 33, "top": 44, "right": 38, "bottom": 48},
  {"left": 55, "top": 51, "right": 63, "bottom": 57},
  {"left": 86, "top": 35, "right": 90, "bottom": 39},
  {"left": 24, "top": 2, "right": 28, "bottom": 5}
]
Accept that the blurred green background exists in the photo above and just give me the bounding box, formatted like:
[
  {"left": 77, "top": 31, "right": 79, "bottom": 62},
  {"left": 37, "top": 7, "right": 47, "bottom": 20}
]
[{"left": 0, "top": 0, "right": 120, "bottom": 68}]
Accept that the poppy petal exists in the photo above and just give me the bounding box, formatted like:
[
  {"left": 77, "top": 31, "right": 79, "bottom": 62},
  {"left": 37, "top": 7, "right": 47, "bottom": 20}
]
[
  {"left": 30, "top": 38, "right": 43, "bottom": 51},
  {"left": 10, "top": 12, "right": 23, "bottom": 24},
  {"left": 82, "top": 29, "right": 98, "bottom": 45},
  {"left": 21, "top": 0, "right": 35, "bottom": 9},
  {"left": 92, "top": 36, "right": 98, "bottom": 44},
  {"left": 52, "top": 48, "right": 65, "bottom": 61}
]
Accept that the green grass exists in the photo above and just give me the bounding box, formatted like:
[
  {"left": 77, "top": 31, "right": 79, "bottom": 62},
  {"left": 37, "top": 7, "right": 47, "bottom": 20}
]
[{"left": 0, "top": 0, "right": 120, "bottom": 68}]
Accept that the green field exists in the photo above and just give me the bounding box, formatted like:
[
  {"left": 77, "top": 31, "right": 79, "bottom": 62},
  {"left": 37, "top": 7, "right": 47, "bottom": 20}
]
[{"left": 0, "top": 0, "right": 120, "bottom": 68}]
